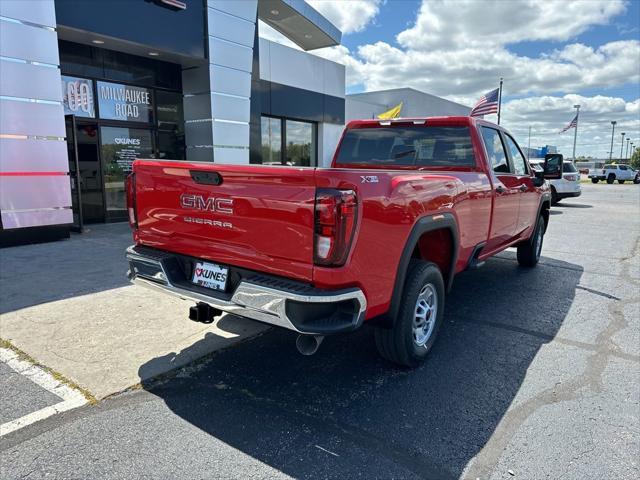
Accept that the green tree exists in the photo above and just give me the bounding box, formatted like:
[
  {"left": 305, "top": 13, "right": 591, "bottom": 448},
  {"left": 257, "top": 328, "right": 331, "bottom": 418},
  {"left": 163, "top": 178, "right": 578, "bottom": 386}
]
[{"left": 631, "top": 148, "right": 640, "bottom": 170}]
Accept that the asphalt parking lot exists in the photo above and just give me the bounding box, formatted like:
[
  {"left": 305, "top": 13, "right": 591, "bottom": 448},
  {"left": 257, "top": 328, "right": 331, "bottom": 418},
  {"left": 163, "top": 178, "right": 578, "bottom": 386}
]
[{"left": 1, "top": 183, "right": 639, "bottom": 479}]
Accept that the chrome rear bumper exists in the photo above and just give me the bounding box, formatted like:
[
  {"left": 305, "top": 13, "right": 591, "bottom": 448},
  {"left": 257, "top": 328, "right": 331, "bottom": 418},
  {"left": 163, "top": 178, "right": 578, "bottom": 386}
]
[{"left": 126, "top": 245, "right": 367, "bottom": 335}]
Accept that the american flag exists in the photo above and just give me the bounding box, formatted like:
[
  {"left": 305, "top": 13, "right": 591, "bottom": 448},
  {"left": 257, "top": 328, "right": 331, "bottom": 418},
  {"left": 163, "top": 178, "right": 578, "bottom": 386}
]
[
  {"left": 559, "top": 114, "right": 578, "bottom": 133},
  {"left": 470, "top": 88, "right": 500, "bottom": 117}
]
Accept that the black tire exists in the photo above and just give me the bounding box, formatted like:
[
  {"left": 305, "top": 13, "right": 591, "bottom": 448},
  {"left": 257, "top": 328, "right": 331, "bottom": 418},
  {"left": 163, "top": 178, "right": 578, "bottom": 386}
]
[
  {"left": 591, "top": 178, "right": 599, "bottom": 184},
  {"left": 550, "top": 187, "right": 558, "bottom": 205},
  {"left": 517, "top": 215, "right": 545, "bottom": 268},
  {"left": 374, "top": 260, "right": 445, "bottom": 368},
  {"left": 607, "top": 174, "right": 615, "bottom": 184},
  {"left": 618, "top": 180, "right": 625, "bottom": 184},
  {"left": 634, "top": 176, "right": 640, "bottom": 184}
]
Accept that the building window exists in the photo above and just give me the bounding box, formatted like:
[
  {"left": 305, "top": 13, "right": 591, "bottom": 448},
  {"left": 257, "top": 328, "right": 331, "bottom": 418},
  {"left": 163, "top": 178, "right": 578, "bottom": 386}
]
[
  {"left": 260, "top": 116, "right": 316, "bottom": 166},
  {"left": 97, "top": 81, "right": 154, "bottom": 123},
  {"left": 261, "top": 116, "right": 282, "bottom": 165},
  {"left": 156, "top": 90, "right": 185, "bottom": 159},
  {"left": 285, "top": 119, "right": 316, "bottom": 167}
]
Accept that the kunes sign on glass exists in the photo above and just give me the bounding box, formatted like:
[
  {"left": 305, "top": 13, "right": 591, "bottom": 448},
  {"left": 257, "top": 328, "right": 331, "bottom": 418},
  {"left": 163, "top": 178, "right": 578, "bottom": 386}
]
[{"left": 97, "top": 81, "right": 152, "bottom": 122}]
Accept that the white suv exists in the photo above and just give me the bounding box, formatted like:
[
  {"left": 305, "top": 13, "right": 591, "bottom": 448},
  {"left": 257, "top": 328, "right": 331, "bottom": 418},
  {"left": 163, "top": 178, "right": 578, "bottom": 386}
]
[
  {"left": 532, "top": 160, "right": 582, "bottom": 204},
  {"left": 589, "top": 164, "right": 640, "bottom": 184}
]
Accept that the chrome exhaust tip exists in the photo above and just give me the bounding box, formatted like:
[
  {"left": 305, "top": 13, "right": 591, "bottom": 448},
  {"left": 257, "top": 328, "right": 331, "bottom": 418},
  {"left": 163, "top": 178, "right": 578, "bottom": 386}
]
[{"left": 295, "top": 334, "right": 325, "bottom": 356}]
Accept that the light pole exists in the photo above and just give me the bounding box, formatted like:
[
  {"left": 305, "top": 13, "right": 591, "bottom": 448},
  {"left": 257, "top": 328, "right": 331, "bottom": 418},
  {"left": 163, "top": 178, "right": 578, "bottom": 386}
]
[
  {"left": 609, "top": 121, "right": 616, "bottom": 162},
  {"left": 625, "top": 137, "right": 630, "bottom": 160},
  {"left": 572, "top": 104, "right": 580, "bottom": 161},
  {"left": 620, "top": 132, "right": 626, "bottom": 160}
]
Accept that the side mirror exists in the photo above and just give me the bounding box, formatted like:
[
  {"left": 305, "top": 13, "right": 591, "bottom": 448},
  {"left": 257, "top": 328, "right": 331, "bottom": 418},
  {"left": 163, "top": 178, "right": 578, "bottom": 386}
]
[
  {"left": 543, "top": 154, "right": 563, "bottom": 179},
  {"left": 532, "top": 173, "right": 545, "bottom": 187}
]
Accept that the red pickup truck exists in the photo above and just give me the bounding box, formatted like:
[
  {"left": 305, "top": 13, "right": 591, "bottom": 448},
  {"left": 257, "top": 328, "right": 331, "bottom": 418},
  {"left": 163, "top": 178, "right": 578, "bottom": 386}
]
[{"left": 126, "top": 116, "right": 562, "bottom": 367}]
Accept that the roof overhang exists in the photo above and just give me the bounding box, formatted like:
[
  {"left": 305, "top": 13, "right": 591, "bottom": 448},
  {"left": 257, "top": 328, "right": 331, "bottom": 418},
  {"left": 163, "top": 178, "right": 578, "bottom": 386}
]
[{"left": 258, "top": 0, "right": 341, "bottom": 51}]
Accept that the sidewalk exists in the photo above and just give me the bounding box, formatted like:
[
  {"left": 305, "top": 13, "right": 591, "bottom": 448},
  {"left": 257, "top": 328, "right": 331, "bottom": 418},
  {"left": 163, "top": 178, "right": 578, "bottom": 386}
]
[{"left": 0, "top": 224, "right": 267, "bottom": 399}]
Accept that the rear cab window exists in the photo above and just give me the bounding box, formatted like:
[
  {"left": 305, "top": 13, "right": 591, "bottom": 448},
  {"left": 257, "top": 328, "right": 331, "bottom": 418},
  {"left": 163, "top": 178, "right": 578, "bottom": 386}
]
[
  {"left": 563, "top": 162, "right": 577, "bottom": 173},
  {"left": 334, "top": 126, "right": 476, "bottom": 168}
]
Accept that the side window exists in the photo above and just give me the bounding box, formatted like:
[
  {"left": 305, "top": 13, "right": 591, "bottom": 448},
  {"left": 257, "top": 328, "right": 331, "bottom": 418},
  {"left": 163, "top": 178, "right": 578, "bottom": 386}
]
[
  {"left": 504, "top": 134, "right": 528, "bottom": 176},
  {"left": 480, "top": 127, "right": 509, "bottom": 173},
  {"left": 620, "top": 165, "right": 627, "bottom": 170}
]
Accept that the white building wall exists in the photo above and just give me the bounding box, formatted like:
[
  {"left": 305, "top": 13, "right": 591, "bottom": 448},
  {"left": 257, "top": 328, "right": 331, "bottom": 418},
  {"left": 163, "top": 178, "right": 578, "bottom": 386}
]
[
  {"left": 346, "top": 88, "right": 471, "bottom": 121},
  {"left": 317, "top": 123, "right": 344, "bottom": 167},
  {"left": 259, "top": 38, "right": 345, "bottom": 100},
  {"left": 0, "top": 0, "right": 71, "bottom": 229}
]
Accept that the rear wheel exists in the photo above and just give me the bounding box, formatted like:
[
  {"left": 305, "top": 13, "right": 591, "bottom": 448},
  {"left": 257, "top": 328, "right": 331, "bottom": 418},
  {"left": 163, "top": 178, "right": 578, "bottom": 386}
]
[
  {"left": 607, "top": 174, "right": 615, "bottom": 184},
  {"left": 591, "top": 178, "right": 599, "bottom": 184},
  {"left": 374, "top": 260, "right": 444, "bottom": 368},
  {"left": 517, "top": 215, "right": 545, "bottom": 268}
]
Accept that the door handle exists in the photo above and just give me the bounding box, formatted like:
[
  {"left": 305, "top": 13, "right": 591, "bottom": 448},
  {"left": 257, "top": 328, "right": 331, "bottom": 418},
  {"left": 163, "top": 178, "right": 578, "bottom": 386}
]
[
  {"left": 519, "top": 184, "right": 527, "bottom": 192},
  {"left": 495, "top": 185, "right": 505, "bottom": 193}
]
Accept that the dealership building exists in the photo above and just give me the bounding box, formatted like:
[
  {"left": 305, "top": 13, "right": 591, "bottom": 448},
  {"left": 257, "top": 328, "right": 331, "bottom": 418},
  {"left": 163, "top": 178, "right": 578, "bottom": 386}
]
[
  {"left": 0, "top": 0, "right": 471, "bottom": 247},
  {"left": 0, "top": 0, "right": 348, "bottom": 245}
]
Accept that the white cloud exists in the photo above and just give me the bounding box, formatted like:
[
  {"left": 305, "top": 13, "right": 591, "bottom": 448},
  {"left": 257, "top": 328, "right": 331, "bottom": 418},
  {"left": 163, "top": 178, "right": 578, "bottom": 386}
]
[
  {"left": 309, "top": 0, "right": 640, "bottom": 157},
  {"left": 501, "top": 95, "right": 640, "bottom": 159},
  {"left": 313, "top": 38, "right": 639, "bottom": 107},
  {"left": 308, "top": 0, "right": 382, "bottom": 34},
  {"left": 397, "top": 0, "right": 626, "bottom": 50},
  {"left": 259, "top": 0, "right": 639, "bottom": 158},
  {"left": 311, "top": 0, "right": 637, "bottom": 98}
]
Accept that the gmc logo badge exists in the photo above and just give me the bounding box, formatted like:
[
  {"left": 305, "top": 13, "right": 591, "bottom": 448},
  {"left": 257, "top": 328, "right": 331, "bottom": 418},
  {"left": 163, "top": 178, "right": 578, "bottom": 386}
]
[{"left": 180, "top": 194, "right": 233, "bottom": 214}]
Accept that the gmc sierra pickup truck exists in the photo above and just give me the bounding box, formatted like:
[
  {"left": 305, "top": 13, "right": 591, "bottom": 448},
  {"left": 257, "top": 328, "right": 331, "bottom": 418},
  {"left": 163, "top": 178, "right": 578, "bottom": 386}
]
[{"left": 126, "top": 116, "right": 562, "bottom": 367}]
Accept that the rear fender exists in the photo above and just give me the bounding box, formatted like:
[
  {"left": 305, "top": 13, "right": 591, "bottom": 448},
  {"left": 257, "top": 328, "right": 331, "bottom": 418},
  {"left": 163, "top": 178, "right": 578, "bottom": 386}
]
[{"left": 372, "top": 213, "right": 459, "bottom": 328}]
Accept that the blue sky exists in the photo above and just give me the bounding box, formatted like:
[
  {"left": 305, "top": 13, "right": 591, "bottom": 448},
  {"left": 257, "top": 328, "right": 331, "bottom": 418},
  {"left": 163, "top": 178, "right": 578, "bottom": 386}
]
[
  {"left": 340, "top": 0, "right": 640, "bottom": 101},
  {"left": 263, "top": 1, "right": 640, "bottom": 157}
]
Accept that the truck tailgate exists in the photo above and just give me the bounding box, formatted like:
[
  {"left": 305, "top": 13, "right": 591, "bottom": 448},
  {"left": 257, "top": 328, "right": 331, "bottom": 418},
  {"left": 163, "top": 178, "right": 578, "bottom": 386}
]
[{"left": 132, "top": 160, "right": 316, "bottom": 282}]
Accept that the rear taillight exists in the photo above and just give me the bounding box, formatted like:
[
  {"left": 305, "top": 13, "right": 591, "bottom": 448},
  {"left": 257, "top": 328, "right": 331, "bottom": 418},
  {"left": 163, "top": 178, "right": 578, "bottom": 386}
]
[
  {"left": 314, "top": 189, "right": 358, "bottom": 266},
  {"left": 125, "top": 173, "right": 137, "bottom": 229},
  {"left": 565, "top": 174, "right": 578, "bottom": 181}
]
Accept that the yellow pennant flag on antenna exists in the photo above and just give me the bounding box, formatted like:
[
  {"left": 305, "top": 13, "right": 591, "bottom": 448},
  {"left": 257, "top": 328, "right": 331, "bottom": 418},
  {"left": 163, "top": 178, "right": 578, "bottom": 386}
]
[{"left": 377, "top": 101, "right": 403, "bottom": 119}]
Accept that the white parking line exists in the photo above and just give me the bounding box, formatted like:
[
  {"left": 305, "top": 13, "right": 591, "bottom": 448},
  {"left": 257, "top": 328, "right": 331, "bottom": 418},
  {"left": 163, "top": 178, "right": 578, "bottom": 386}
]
[{"left": 0, "top": 347, "right": 87, "bottom": 436}]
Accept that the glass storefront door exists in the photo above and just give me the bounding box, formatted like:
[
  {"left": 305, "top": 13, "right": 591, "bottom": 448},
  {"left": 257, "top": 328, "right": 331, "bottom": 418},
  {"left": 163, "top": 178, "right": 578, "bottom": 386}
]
[
  {"left": 100, "top": 126, "right": 154, "bottom": 221},
  {"left": 64, "top": 115, "right": 83, "bottom": 231},
  {"left": 60, "top": 69, "right": 184, "bottom": 224},
  {"left": 75, "top": 122, "right": 105, "bottom": 223}
]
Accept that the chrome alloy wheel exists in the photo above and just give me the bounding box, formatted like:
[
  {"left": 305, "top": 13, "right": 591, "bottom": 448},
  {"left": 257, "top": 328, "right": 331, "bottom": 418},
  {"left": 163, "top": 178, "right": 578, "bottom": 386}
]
[{"left": 412, "top": 283, "right": 438, "bottom": 347}]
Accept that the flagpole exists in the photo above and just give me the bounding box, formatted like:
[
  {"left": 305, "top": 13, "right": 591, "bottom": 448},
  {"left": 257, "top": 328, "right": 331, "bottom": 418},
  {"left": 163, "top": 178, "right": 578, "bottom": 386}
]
[
  {"left": 497, "top": 77, "right": 503, "bottom": 125},
  {"left": 572, "top": 104, "right": 580, "bottom": 161}
]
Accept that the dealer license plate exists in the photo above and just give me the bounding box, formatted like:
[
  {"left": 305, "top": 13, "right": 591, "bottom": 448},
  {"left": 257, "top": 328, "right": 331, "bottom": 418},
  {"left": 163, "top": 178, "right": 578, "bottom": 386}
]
[{"left": 192, "top": 261, "right": 228, "bottom": 291}]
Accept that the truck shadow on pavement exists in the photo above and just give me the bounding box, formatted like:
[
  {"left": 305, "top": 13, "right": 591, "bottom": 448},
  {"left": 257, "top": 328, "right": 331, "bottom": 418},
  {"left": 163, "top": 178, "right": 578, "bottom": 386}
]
[
  {"left": 139, "top": 253, "right": 583, "bottom": 480},
  {"left": 0, "top": 224, "right": 132, "bottom": 314}
]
